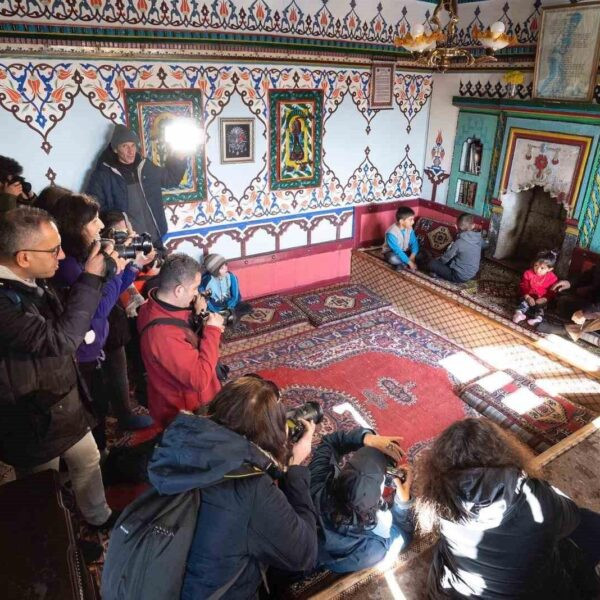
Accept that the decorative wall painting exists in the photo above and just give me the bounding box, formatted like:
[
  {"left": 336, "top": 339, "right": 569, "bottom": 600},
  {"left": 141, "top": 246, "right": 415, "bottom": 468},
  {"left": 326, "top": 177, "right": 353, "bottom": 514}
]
[
  {"left": 124, "top": 88, "right": 206, "bottom": 202},
  {"left": 533, "top": 2, "right": 600, "bottom": 102},
  {"left": 220, "top": 118, "right": 254, "bottom": 164},
  {"left": 268, "top": 89, "right": 324, "bottom": 190}
]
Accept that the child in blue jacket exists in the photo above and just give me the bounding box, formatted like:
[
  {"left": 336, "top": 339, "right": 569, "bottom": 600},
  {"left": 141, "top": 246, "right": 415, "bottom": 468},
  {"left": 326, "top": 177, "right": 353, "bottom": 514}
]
[
  {"left": 200, "top": 253, "right": 252, "bottom": 322},
  {"left": 382, "top": 206, "right": 425, "bottom": 271}
]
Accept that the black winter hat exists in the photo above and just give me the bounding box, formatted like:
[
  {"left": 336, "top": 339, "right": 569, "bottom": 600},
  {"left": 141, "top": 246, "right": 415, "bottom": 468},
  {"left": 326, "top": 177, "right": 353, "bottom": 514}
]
[
  {"left": 111, "top": 124, "right": 139, "bottom": 149},
  {"left": 338, "top": 446, "right": 387, "bottom": 514}
]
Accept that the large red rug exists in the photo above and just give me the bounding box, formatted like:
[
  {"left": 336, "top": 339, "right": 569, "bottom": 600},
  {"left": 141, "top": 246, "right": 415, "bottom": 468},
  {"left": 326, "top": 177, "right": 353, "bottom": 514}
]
[{"left": 227, "top": 309, "right": 479, "bottom": 460}]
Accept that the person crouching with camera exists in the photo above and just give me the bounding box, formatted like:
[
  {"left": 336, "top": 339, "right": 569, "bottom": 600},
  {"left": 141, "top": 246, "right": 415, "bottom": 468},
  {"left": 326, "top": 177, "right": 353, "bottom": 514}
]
[
  {"left": 141, "top": 375, "right": 318, "bottom": 599},
  {"left": 0, "top": 155, "right": 36, "bottom": 213},
  {"left": 308, "top": 428, "right": 414, "bottom": 573},
  {"left": 50, "top": 193, "right": 151, "bottom": 451}
]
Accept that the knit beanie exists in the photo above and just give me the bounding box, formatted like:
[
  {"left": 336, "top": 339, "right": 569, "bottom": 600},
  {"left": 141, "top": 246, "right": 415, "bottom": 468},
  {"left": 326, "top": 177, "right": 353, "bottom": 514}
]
[
  {"left": 111, "top": 124, "right": 139, "bottom": 149},
  {"left": 203, "top": 253, "right": 227, "bottom": 276}
]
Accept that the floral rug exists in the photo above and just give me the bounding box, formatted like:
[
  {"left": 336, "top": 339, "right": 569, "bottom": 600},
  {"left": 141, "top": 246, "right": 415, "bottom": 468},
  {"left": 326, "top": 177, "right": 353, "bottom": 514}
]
[
  {"left": 290, "top": 283, "right": 391, "bottom": 326},
  {"left": 223, "top": 294, "right": 310, "bottom": 342}
]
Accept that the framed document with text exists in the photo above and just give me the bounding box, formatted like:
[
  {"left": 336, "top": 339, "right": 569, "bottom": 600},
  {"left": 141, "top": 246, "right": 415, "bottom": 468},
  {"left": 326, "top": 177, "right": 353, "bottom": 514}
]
[
  {"left": 370, "top": 62, "right": 394, "bottom": 109},
  {"left": 533, "top": 1, "right": 600, "bottom": 102}
]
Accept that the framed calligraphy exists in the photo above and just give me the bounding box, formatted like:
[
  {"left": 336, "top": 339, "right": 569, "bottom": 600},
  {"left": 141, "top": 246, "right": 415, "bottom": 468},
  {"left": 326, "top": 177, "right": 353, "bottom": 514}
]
[{"left": 370, "top": 62, "right": 394, "bottom": 109}]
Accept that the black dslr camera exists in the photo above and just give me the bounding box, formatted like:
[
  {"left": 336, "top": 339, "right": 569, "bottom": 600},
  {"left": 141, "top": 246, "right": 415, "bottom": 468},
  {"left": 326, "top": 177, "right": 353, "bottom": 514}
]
[
  {"left": 100, "top": 229, "right": 154, "bottom": 260},
  {"left": 381, "top": 460, "right": 407, "bottom": 510},
  {"left": 196, "top": 289, "right": 235, "bottom": 325},
  {"left": 286, "top": 401, "right": 324, "bottom": 443}
]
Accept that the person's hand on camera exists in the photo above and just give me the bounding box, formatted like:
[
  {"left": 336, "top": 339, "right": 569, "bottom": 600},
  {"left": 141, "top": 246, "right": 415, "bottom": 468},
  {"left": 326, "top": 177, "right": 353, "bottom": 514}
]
[
  {"left": 134, "top": 249, "right": 157, "bottom": 269},
  {"left": 194, "top": 294, "right": 208, "bottom": 314},
  {"left": 206, "top": 311, "right": 225, "bottom": 332},
  {"left": 4, "top": 180, "right": 23, "bottom": 198},
  {"left": 363, "top": 433, "right": 404, "bottom": 464},
  {"left": 290, "top": 418, "right": 316, "bottom": 466},
  {"left": 394, "top": 464, "right": 413, "bottom": 503},
  {"left": 109, "top": 250, "right": 127, "bottom": 275},
  {"left": 84, "top": 242, "right": 106, "bottom": 277}
]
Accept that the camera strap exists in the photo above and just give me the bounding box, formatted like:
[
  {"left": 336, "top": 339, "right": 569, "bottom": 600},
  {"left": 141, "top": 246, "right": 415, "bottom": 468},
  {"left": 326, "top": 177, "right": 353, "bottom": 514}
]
[{"left": 138, "top": 317, "right": 192, "bottom": 338}]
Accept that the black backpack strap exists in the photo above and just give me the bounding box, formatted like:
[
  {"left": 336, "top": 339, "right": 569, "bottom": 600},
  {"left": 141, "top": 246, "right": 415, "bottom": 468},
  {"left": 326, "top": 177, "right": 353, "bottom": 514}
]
[{"left": 138, "top": 317, "right": 192, "bottom": 338}]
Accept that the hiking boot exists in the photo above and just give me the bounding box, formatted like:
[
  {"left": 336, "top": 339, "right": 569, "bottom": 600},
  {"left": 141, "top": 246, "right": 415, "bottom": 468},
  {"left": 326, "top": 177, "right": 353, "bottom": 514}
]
[{"left": 512, "top": 311, "right": 526, "bottom": 324}]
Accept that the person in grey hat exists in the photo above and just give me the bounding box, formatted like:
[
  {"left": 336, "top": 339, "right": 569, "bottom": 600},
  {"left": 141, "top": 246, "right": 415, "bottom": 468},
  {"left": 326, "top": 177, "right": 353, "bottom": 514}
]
[
  {"left": 308, "top": 427, "right": 414, "bottom": 573},
  {"left": 86, "top": 124, "right": 187, "bottom": 246},
  {"left": 199, "top": 252, "right": 252, "bottom": 323}
]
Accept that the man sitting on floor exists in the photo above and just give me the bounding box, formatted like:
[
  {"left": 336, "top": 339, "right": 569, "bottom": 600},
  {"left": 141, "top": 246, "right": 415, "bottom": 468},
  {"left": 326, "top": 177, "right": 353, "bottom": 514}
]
[
  {"left": 137, "top": 253, "right": 225, "bottom": 430},
  {"left": 308, "top": 427, "right": 414, "bottom": 573}
]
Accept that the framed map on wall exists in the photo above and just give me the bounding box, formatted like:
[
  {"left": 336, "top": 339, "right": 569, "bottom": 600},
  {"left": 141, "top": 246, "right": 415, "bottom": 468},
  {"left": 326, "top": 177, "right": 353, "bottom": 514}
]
[
  {"left": 533, "top": 2, "right": 600, "bottom": 102},
  {"left": 268, "top": 89, "right": 323, "bottom": 190},
  {"left": 124, "top": 88, "right": 206, "bottom": 202}
]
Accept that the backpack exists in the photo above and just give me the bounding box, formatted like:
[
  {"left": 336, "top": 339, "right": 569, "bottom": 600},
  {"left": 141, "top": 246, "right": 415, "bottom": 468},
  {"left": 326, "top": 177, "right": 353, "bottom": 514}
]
[{"left": 101, "top": 486, "right": 200, "bottom": 600}]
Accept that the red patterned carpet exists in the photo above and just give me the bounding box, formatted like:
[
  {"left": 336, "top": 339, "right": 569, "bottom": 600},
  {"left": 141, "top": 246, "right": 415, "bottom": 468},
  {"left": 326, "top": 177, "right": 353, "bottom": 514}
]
[
  {"left": 227, "top": 309, "right": 478, "bottom": 459},
  {"left": 290, "top": 283, "right": 390, "bottom": 326}
]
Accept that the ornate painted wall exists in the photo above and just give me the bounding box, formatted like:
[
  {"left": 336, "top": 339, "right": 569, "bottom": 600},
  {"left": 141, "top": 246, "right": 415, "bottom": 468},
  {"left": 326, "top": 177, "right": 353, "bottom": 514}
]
[{"left": 0, "top": 58, "right": 432, "bottom": 259}]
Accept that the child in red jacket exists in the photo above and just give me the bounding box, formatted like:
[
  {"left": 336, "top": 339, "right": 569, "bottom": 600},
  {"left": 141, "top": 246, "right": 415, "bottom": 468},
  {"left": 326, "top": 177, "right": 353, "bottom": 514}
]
[{"left": 513, "top": 250, "right": 558, "bottom": 327}]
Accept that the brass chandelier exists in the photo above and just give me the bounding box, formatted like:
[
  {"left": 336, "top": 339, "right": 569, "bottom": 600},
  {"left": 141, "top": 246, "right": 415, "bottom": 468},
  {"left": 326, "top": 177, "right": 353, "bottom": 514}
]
[{"left": 394, "top": 0, "right": 517, "bottom": 71}]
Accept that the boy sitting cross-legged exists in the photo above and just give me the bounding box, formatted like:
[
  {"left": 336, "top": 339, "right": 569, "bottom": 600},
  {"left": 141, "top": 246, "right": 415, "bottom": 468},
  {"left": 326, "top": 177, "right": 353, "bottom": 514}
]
[
  {"left": 382, "top": 206, "right": 425, "bottom": 271},
  {"left": 427, "top": 213, "right": 487, "bottom": 284}
]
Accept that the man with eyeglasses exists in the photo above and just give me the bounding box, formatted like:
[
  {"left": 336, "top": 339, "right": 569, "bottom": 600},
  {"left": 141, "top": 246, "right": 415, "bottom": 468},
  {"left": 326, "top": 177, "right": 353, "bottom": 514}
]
[{"left": 0, "top": 207, "right": 115, "bottom": 528}]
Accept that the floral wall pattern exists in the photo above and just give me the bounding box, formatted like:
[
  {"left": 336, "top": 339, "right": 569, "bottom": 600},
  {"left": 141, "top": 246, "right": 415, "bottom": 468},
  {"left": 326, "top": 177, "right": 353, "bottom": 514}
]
[{"left": 0, "top": 58, "right": 432, "bottom": 258}]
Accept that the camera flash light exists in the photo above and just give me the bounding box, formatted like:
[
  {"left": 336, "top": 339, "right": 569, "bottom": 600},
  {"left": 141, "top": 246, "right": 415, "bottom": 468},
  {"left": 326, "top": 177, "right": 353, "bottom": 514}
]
[{"left": 164, "top": 118, "right": 204, "bottom": 153}]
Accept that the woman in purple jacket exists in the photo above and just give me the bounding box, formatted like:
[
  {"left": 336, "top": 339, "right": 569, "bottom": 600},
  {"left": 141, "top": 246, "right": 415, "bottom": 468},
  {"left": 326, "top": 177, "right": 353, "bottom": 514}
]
[{"left": 51, "top": 193, "right": 143, "bottom": 450}]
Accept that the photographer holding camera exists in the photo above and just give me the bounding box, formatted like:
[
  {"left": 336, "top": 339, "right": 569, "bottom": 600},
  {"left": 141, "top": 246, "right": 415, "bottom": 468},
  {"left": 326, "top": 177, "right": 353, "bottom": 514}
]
[
  {"left": 137, "top": 253, "right": 226, "bottom": 430},
  {"left": 0, "top": 156, "right": 36, "bottom": 213},
  {"left": 50, "top": 193, "right": 155, "bottom": 448},
  {"left": 103, "top": 374, "right": 318, "bottom": 599},
  {"left": 308, "top": 427, "right": 414, "bottom": 573}
]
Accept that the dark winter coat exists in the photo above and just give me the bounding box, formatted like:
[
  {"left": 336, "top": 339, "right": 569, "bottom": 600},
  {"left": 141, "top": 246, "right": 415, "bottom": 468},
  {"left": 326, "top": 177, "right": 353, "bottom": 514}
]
[
  {"left": 438, "top": 230, "right": 487, "bottom": 282},
  {"left": 428, "top": 466, "right": 585, "bottom": 599},
  {"left": 309, "top": 428, "right": 413, "bottom": 573},
  {"left": 0, "top": 270, "right": 102, "bottom": 467},
  {"left": 86, "top": 146, "right": 186, "bottom": 239},
  {"left": 147, "top": 413, "right": 318, "bottom": 599},
  {"left": 53, "top": 255, "right": 137, "bottom": 363}
]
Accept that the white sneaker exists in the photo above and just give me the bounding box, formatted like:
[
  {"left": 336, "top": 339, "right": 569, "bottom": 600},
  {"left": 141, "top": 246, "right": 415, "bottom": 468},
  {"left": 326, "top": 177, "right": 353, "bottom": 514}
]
[
  {"left": 512, "top": 311, "right": 526, "bottom": 324},
  {"left": 527, "top": 316, "right": 543, "bottom": 327}
]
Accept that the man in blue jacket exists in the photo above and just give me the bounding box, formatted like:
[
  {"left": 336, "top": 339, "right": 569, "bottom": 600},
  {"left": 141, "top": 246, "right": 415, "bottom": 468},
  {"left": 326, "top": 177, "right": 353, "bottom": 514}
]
[
  {"left": 87, "top": 124, "right": 186, "bottom": 246},
  {"left": 309, "top": 427, "right": 414, "bottom": 573}
]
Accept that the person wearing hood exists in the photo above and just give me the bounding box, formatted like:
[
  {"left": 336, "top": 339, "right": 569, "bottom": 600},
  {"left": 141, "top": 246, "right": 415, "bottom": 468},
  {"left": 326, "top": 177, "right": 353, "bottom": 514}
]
[
  {"left": 308, "top": 427, "right": 414, "bottom": 573},
  {"left": 428, "top": 213, "right": 487, "bottom": 283},
  {"left": 86, "top": 124, "right": 186, "bottom": 246},
  {"left": 415, "top": 418, "right": 600, "bottom": 599},
  {"left": 146, "top": 375, "right": 319, "bottom": 598}
]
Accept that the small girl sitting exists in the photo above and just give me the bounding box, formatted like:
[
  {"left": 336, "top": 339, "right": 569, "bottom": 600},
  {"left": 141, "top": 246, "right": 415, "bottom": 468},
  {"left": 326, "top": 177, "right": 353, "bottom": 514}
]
[
  {"left": 513, "top": 250, "right": 558, "bottom": 327},
  {"left": 200, "top": 253, "right": 252, "bottom": 323}
]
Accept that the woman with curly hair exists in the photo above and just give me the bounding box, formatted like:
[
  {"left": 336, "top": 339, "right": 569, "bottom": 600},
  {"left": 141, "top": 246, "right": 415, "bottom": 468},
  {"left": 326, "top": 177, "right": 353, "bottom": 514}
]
[{"left": 414, "top": 418, "right": 600, "bottom": 599}]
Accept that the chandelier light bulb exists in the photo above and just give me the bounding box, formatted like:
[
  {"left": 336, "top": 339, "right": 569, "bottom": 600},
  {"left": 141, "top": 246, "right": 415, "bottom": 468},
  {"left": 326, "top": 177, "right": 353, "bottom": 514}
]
[
  {"left": 412, "top": 23, "right": 425, "bottom": 37},
  {"left": 490, "top": 21, "right": 505, "bottom": 38}
]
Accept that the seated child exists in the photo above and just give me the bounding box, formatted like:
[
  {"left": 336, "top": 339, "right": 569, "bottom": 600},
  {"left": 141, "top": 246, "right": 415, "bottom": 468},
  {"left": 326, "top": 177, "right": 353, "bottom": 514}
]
[
  {"left": 513, "top": 250, "right": 558, "bottom": 327},
  {"left": 382, "top": 206, "right": 424, "bottom": 271},
  {"left": 200, "top": 253, "right": 252, "bottom": 322},
  {"left": 427, "top": 213, "right": 487, "bottom": 283}
]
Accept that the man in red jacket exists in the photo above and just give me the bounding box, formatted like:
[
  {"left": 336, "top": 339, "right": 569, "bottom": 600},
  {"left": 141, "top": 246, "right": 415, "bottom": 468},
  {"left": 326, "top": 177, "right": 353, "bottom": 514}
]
[{"left": 138, "top": 253, "right": 224, "bottom": 429}]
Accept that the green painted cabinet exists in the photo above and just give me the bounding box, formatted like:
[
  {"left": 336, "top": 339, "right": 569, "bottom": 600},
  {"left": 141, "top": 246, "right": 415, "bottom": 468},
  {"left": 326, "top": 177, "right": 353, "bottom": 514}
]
[{"left": 446, "top": 111, "right": 499, "bottom": 216}]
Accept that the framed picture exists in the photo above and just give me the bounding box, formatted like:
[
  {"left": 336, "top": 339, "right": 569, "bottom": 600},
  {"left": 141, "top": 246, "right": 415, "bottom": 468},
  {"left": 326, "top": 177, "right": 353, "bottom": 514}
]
[
  {"left": 219, "top": 118, "right": 254, "bottom": 163},
  {"left": 533, "top": 1, "right": 600, "bottom": 102},
  {"left": 370, "top": 62, "right": 394, "bottom": 109},
  {"left": 268, "top": 89, "right": 324, "bottom": 190},
  {"left": 124, "top": 88, "right": 206, "bottom": 202}
]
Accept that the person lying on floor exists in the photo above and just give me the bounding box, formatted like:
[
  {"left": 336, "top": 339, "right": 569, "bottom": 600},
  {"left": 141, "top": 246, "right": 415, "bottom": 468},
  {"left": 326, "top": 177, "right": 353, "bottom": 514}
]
[
  {"left": 308, "top": 427, "right": 414, "bottom": 573},
  {"left": 427, "top": 213, "right": 487, "bottom": 284},
  {"left": 415, "top": 418, "right": 600, "bottom": 600}
]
